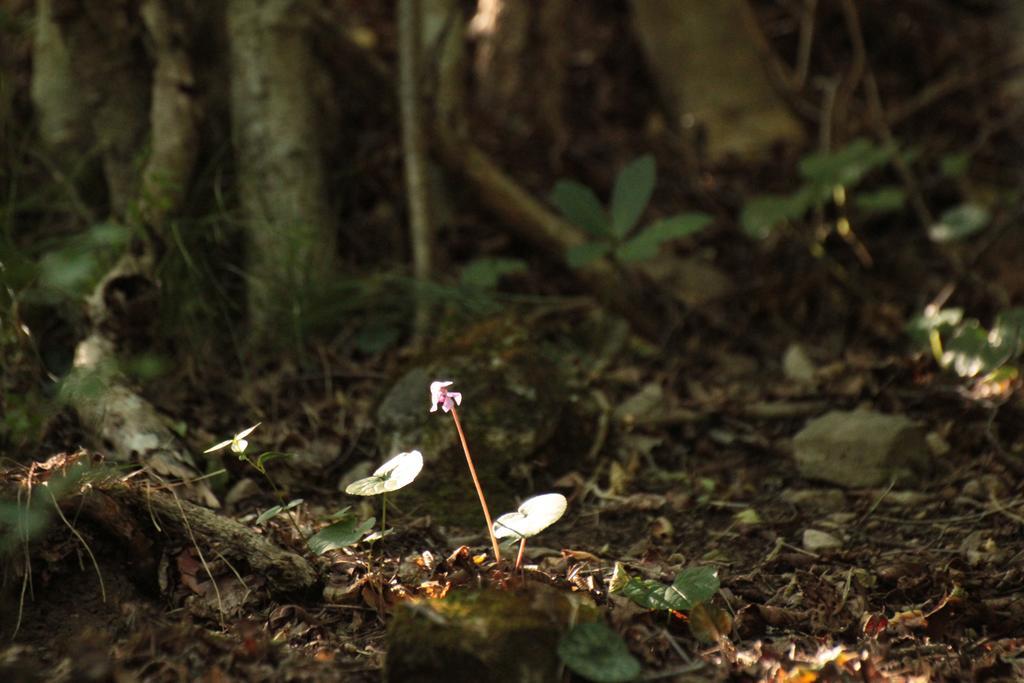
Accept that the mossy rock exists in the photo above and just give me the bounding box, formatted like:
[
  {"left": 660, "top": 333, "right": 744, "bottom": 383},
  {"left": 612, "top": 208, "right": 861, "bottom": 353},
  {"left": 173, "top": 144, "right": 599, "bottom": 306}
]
[
  {"left": 376, "top": 353, "right": 563, "bottom": 527},
  {"left": 385, "top": 585, "right": 597, "bottom": 683}
]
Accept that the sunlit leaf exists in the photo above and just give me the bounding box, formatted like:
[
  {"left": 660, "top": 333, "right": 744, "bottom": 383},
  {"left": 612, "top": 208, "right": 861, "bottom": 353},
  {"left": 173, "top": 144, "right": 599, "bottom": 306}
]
[
  {"left": 345, "top": 450, "right": 423, "bottom": 496},
  {"left": 928, "top": 203, "right": 990, "bottom": 243},
  {"left": 493, "top": 493, "right": 567, "bottom": 540},
  {"left": 550, "top": 180, "right": 609, "bottom": 236},
  {"left": 557, "top": 622, "right": 640, "bottom": 683},
  {"left": 610, "top": 564, "right": 719, "bottom": 612},
  {"left": 307, "top": 514, "right": 376, "bottom": 555},
  {"left": 942, "top": 321, "right": 1006, "bottom": 378},
  {"left": 610, "top": 154, "right": 656, "bottom": 238},
  {"left": 566, "top": 241, "right": 612, "bottom": 269},
  {"left": 905, "top": 307, "right": 964, "bottom": 349},
  {"left": 688, "top": 602, "right": 732, "bottom": 644}
]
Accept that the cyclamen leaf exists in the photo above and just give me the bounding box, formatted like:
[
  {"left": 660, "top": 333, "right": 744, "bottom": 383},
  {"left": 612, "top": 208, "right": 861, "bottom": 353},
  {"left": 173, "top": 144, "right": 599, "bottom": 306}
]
[
  {"left": 308, "top": 515, "right": 376, "bottom": 555},
  {"left": 610, "top": 154, "right": 656, "bottom": 238},
  {"left": 558, "top": 623, "right": 641, "bottom": 683},
  {"left": 550, "top": 180, "right": 609, "bottom": 237}
]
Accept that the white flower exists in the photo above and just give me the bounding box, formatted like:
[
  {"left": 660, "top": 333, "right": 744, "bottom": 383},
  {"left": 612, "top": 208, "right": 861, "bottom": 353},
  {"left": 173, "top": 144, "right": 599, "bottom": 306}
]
[{"left": 204, "top": 423, "right": 261, "bottom": 454}]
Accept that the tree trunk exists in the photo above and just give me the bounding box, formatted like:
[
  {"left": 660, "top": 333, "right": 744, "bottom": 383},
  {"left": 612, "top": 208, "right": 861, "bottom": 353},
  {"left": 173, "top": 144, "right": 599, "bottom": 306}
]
[{"left": 227, "top": 0, "right": 337, "bottom": 344}]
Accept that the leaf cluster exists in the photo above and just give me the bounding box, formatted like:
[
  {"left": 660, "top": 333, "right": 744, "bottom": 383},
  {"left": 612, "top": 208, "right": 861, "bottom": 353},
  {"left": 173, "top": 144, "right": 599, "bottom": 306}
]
[{"left": 550, "top": 155, "right": 711, "bottom": 268}]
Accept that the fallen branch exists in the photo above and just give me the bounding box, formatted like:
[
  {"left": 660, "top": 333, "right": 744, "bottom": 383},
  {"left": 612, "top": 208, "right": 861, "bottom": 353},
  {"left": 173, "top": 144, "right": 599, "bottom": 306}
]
[{"left": 87, "top": 482, "right": 317, "bottom": 594}]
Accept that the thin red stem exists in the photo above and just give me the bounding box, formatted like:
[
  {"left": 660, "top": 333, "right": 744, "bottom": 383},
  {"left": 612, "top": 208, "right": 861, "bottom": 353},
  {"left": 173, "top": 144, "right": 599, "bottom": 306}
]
[
  {"left": 450, "top": 406, "right": 502, "bottom": 563},
  {"left": 515, "top": 537, "right": 526, "bottom": 571}
]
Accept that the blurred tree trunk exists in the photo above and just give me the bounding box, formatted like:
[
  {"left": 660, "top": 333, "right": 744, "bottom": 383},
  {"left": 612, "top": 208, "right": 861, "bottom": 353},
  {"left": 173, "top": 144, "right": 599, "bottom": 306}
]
[
  {"left": 227, "top": 0, "right": 337, "bottom": 344},
  {"left": 630, "top": 0, "right": 805, "bottom": 161}
]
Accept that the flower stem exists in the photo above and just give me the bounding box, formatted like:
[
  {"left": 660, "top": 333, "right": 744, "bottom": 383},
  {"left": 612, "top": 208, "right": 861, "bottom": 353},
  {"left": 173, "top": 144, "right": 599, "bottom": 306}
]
[
  {"left": 515, "top": 537, "right": 526, "bottom": 571},
  {"left": 450, "top": 406, "right": 502, "bottom": 563}
]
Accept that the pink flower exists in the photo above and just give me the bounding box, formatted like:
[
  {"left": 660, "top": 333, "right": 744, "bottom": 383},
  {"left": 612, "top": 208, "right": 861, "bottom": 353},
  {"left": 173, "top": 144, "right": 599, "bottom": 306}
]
[{"left": 429, "top": 380, "right": 462, "bottom": 413}]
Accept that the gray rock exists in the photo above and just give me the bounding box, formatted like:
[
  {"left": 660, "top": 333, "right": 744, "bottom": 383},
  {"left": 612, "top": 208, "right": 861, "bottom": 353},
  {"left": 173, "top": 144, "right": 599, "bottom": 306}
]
[{"left": 792, "top": 409, "right": 931, "bottom": 488}]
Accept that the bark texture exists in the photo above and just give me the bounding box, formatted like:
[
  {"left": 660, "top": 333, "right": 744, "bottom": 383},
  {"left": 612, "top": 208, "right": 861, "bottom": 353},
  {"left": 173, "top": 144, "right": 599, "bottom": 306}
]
[{"left": 227, "top": 0, "right": 336, "bottom": 340}]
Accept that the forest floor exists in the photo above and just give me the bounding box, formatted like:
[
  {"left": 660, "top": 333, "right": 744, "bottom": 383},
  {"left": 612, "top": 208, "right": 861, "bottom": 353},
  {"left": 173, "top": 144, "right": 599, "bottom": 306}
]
[{"left": 3, "top": 1, "right": 1024, "bottom": 681}]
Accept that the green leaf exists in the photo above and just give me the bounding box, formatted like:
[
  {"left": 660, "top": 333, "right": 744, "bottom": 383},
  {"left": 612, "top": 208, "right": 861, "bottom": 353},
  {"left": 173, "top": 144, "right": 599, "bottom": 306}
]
[
  {"left": 610, "top": 155, "right": 656, "bottom": 238},
  {"left": 614, "top": 212, "right": 712, "bottom": 262},
  {"left": 853, "top": 186, "right": 905, "bottom": 214},
  {"left": 940, "top": 151, "right": 970, "bottom": 178},
  {"left": 798, "top": 138, "right": 896, "bottom": 189},
  {"left": 557, "top": 623, "right": 640, "bottom": 683},
  {"left": 460, "top": 258, "right": 528, "bottom": 289},
  {"left": 741, "top": 194, "right": 807, "bottom": 239},
  {"left": 566, "top": 241, "right": 611, "bottom": 269},
  {"left": 905, "top": 307, "right": 964, "bottom": 349},
  {"left": 550, "top": 180, "right": 609, "bottom": 237},
  {"left": 610, "top": 564, "right": 719, "bottom": 612},
  {"left": 941, "top": 320, "right": 1007, "bottom": 378},
  {"left": 928, "top": 203, "right": 990, "bottom": 243},
  {"left": 993, "top": 308, "right": 1024, "bottom": 357},
  {"left": 307, "top": 514, "right": 376, "bottom": 555},
  {"left": 255, "top": 498, "right": 303, "bottom": 525}
]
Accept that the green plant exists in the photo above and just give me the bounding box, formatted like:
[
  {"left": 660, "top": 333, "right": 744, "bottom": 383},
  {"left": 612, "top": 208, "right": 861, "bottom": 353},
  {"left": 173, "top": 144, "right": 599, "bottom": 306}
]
[
  {"left": 492, "top": 492, "right": 567, "bottom": 570},
  {"left": 558, "top": 622, "right": 640, "bottom": 683},
  {"left": 907, "top": 306, "right": 1024, "bottom": 381},
  {"left": 343, "top": 450, "right": 423, "bottom": 540},
  {"left": 549, "top": 155, "right": 712, "bottom": 268},
  {"left": 741, "top": 137, "right": 902, "bottom": 239},
  {"left": 307, "top": 506, "right": 377, "bottom": 555},
  {"left": 609, "top": 562, "right": 719, "bottom": 614}
]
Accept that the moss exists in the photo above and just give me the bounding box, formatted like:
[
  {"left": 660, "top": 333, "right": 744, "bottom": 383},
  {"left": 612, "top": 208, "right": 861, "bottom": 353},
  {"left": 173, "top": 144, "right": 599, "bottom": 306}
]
[{"left": 385, "top": 585, "right": 597, "bottom": 683}]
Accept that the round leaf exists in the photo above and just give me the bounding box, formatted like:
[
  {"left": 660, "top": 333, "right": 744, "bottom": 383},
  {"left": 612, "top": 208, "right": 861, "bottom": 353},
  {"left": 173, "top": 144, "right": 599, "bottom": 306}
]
[
  {"left": 557, "top": 622, "right": 640, "bottom": 683},
  {"left": 493, "top": 493, "right": 567, "bottom": 540},
  {"left": 345, "top": 450, "right": 423, "bottom": 496}
]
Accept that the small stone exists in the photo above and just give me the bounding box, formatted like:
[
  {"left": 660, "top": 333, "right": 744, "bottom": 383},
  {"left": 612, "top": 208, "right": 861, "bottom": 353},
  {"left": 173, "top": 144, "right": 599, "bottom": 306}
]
[
  {"left": 802, "top": 528, "right": 842, "bottom": 551},
  {"left": 781, "top": 488, "right": 847, "bottom": 512},
  {"left": 792, "top": 409, "right": 931, "bottom": 488},
  {"left": 782, "top": 344, "right": 816, "bottom": 383}
]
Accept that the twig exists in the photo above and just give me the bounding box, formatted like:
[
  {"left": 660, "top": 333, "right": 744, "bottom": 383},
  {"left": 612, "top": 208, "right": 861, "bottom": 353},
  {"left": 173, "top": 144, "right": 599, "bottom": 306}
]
[
  {"left": 793, "top": 0, "right": 817, "bottom": 91},
  {"left": 839, "top": 0, "right": 934, "bottom": 234}
]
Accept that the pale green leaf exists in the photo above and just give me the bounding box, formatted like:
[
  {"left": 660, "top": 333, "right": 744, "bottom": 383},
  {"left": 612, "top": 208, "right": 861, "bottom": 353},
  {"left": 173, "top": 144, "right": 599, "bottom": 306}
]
[
  {"left": 550, "top": 180, "right": 609, "bottom": 236},
  {"left": 610, "top": 154, "right": 656, "bottom": 238}
]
